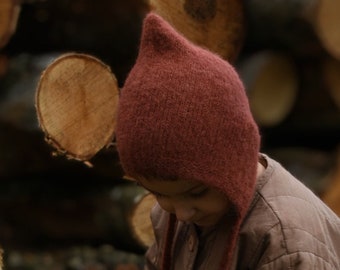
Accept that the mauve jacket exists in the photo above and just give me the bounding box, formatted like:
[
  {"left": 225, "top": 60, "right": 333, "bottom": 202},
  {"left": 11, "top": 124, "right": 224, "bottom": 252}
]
[{"left": 144, "top": 154, "right": 340, "bottom": 270}]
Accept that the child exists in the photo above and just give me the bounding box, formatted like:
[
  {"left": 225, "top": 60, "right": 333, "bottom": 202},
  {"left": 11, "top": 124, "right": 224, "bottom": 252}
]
[{"left": 115, "top": 12, "right": 340, "bottom": 270}]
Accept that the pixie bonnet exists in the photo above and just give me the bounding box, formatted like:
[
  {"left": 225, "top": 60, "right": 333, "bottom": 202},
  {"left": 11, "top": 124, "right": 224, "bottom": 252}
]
[{"left": 116, "top": 12, "right": 260, "bottom": 269}]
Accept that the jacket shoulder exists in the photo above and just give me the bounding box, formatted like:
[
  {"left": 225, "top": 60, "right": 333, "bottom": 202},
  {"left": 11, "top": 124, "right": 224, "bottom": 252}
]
[{"left": 237, "top": 156, "right": 340, "bottom": 269}]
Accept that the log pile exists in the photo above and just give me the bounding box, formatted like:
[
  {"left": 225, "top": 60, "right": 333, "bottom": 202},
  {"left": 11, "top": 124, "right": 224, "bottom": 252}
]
[
  {"left": 0, "top": 0, "right": 339, "bottom": 269},
  {"left": 241, "top": 0, "right": 340, "bottom": 130}
]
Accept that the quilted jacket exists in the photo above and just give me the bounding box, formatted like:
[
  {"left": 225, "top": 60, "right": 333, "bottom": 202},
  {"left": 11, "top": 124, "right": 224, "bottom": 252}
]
[{"left": 145, "top": 154, "right": 340, "bottom": 270}]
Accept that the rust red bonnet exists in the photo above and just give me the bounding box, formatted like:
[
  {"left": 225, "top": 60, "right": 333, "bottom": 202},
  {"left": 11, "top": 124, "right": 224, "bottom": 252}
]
[{"left": 115, "top": 12, "right": 260, "bottom": 269}]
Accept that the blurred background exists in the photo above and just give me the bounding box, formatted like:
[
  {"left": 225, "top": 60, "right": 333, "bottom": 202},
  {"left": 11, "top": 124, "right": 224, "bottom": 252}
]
[{"left": 0, "top": 0, "right": 339, "bottom": 269}]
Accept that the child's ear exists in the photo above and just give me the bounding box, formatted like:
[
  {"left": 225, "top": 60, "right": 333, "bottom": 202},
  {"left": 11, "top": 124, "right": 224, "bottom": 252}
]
[{"left": 35, "top": 53, "right": 119, "bottom": 165}]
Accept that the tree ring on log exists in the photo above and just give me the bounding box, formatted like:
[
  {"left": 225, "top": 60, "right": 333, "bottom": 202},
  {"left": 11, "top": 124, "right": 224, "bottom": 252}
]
[{"left": 35, "top": 53, "right": 119, "bottom": 162}]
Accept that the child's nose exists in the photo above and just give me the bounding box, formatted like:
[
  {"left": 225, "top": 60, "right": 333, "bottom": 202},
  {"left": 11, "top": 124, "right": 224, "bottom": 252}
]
[{"left": 174, "top": 204, "right": 196, "bottom": 222}]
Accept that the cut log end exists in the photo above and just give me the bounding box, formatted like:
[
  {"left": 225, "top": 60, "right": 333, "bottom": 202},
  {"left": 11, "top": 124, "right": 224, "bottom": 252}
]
[
  {"left": 315, "top": 0, "right": 340, "bottom": 60},
  {"left": 130, "top": 193, "right": 156, "bottom": 248},
  {"left": 148, "top": 0, "right": 245, "bottom": 62},
  {"left": 238, "top": 51, "right": 299, "bottom": 127},
  {"left": 35, "top": 53, "right": 119, "bottom": 161},
  {"left": 0, "top": 0, "right": 21, "bottom": 49}
]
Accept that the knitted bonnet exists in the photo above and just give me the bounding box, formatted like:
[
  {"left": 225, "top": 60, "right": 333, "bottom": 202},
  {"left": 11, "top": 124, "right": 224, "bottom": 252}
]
[{"left": 116, "top": 12, "right": 260, "bottom": 269}]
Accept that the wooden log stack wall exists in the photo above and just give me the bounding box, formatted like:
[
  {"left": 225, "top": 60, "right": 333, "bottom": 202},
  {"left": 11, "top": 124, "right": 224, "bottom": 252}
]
[
  {"left": 0, "top": 0, "right": 339, "bottom": 269},
  {"left": 240, "top": 0, "right": 340, "bottom": 216}
]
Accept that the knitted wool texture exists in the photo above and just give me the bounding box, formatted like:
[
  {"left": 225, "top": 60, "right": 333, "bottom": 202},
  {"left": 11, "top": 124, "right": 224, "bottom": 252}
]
[{"left": 116, "top": 12, "right": 260, "bottom": 269}]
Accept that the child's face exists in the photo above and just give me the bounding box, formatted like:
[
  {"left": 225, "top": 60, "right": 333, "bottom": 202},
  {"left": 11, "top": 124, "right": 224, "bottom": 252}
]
[{"left": 137, "top": 178, "right": 231, "bottom": 227}]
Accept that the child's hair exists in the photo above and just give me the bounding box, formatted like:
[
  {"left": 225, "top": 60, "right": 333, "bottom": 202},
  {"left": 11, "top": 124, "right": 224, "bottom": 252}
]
[{"left": 116, "top": 12, "right": 260, "bottom": 269}]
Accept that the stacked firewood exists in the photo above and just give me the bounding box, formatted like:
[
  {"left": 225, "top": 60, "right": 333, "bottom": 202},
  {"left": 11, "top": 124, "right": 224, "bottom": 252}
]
[
  {"left": 0, "top": 1, "right": 339, "bottom": 269},
  {"left": 239, "top": 0, "right": 340, "bottom": 217},
  {"left": 240, "top": 0, "right": 340, "bottom": 130}
]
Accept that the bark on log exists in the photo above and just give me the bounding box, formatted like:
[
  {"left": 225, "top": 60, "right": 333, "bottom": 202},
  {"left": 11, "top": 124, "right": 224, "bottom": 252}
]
[
  {"left": 0, "top": 0, "right": 21, "bottom": 49},
  {"left": 148, "top": 0, "right": 245, "bottom": 62},
  {"left": 237, "top": 51, "right": 299, "bottom": 127},
  {"left": 36, "top": 53, "right": 119, "bottom": 162}
]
